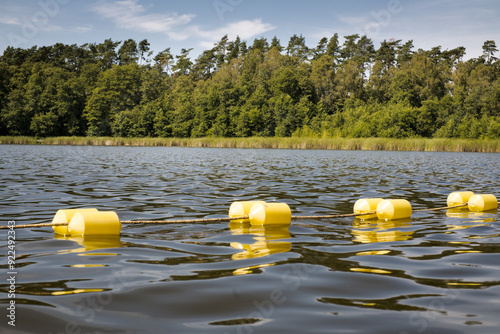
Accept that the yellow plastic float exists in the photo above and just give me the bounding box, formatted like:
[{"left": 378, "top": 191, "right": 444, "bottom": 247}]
[
  {"left": 52, "top": 208, "right": 98, "bottom": 236},
  {"left": 67, "top": 211, "right": 121, "bottom": 236},
  {"left": 52, "top": 210, "right": 121, "bottom": 237},
  {"left": 353, "top": 198, "right": 384, "bottom": 219},
  {"left": 468, "top": 194, "right": 498, "bottom": 212},
  {"left": 376, "top": 199, "right": 412, "bottom": 221},
  {"left": 229, "top": 201, "right": 266, "bottom": 223},
  {"left": 248, "top": 202, "right": 292, "bottom": 226},
  {"left": 447, "top": 191, "right": 474, "bottom": 206}
]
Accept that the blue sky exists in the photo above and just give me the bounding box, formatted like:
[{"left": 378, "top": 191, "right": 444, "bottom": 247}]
[{"left": 1, "top": 0, "right": 499, "bottom": 60}]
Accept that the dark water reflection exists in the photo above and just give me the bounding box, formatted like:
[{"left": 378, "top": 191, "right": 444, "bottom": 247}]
[{"left": 1, "top": 145, "right": 499, "bottom": 333}]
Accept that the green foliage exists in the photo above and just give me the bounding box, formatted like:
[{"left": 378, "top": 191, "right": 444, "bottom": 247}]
[
  {"left": 0, "top": 36, "right": 499, "bottom": 139},
  {"left": 83, "top": 64, "right": 144, "bottom": 136},
  {"left": 172, "top": 48, "right": 193, "bottom": 75},
  {"left": 118, "top": 39, "right": 138, "bottom": 65}
]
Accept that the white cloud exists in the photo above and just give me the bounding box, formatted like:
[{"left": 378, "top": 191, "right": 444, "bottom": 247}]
[
  {"left": 337, "top": 15, "right": 371, "bottom": 28},
  {"left": 0, "top": 16, "right": 22, "bottom": 26},
  {"left": 195, "top": 19, "right": 276, "bottom": 41},
  {"left": 38, "top": 24, "right": 64, "bottom": 33},
  {"left": 91, "top": 1, "right": 275, "bottom": 45},
  {"left": 194, "top": 19, "right": 276, "bottom": 49},
  {"left": 73, "top": 25, "right": 94, "bottom": 33},
  {"left": 0, "top": 14, "right": 63, "bottom": 33},
  {"left": 198, "top": 40, "right": 216, "bottom": 50},
  {"left": 91, "top": 0, "right": 195, "bottom": 40}
]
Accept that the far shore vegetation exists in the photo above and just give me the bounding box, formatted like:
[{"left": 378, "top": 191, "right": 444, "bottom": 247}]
[
  {"left": 1, "top": 136, "right": 499, "bottom": 153},
  {"left": 1, "top": 34, "right": 499, "bottom": 145}
]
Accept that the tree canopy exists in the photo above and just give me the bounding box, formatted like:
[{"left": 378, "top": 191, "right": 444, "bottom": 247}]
[{"left": 1, "top": 36, "right": 499, "bottom": 139}]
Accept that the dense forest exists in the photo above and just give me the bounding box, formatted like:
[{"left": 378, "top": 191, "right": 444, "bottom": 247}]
[{"left": 0, "top": 34, "right": 499, "bottom": 139}]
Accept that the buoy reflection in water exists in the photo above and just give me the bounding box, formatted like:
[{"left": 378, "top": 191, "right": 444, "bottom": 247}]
[
  {"left": 351, "top": 218, "right": 413, "bottom": 243},
  {"left": 229, "top": 223, "right": 291, "bottom": 275}
]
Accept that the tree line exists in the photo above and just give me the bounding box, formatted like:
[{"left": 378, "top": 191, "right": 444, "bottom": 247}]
[{"left": 0, "top": 34, "right": 499, "bottom": 139}]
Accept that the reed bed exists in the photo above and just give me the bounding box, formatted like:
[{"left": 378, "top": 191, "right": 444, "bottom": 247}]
[{"left": 1, "top": 136, "right": 499, "bottom": 152}]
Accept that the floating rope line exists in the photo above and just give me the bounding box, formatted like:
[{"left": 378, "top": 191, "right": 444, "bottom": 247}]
[
  {"left": 0, "top": 222, "right": 70, "bottom": 229},
  {"left": 291, "top": 212, "right": 375, "bottom": 220},
  {"left": 120, "top": 216, "right": 249, "bottom": 225},
  {"left": 414, "top": 203, "right": 469, "bottom": 212},
  {"left": 108, "top": 203, "right": 473, "bottom": 225},
  {"left": 0, "top": 203, "right": 474, "bottom": 230},
  {"left": 122, "top": 211, "right": 379, "bottom": 225},
  {"left": 290, "top": 203, "right": 470, "bottom": 220}
]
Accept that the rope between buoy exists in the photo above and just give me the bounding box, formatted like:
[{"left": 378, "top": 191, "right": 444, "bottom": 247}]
[
  {"left": 0, "top": 217, "right": 250, "bottom": 229},
  {"left": 121, "top": 216, "right": 249, "bottom": 224},
  {"left": 413, "top": 203, "right": 468, "bottom": 212},
  {"left": 292, "top": 212, "right": 375, "bottom": 219}
]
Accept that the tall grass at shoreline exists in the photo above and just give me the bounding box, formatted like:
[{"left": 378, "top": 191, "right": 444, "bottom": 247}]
[{"left": 1, "top": 136, "right": 499, "bottom": 152}]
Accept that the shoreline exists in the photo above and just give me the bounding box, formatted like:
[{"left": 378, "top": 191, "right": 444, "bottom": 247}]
[{"left": 1, "top": 136, "right": 499, "bottom": 153}]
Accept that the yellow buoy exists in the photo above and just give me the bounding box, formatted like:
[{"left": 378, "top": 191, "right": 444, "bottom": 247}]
[
  {"left": 354, "top": 198, "right": 384, "bottom": 219},
  {"left": 249, "top": 203, "right": 292, "bottom": 226},
  {"left": 229, "top": 201, "right": 266, "bottom": 223},
  {"left": 468, "top": 194, "right": 498, "bottom": 212},
  {"left": 67, "top": 211, "right": 121, "bottom": 236},
  {"left": 52, "top": 208, "right": 99, "bottom": 236},
  {"left": 376, "top": 199, "right": 412, "bottom": 221},
  {"left": 447, "top": 191, "right": 474, "bottom": 206}
]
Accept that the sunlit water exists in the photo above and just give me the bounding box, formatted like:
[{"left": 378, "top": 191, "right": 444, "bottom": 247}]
[{"left": 1, "top": 145, "right": 499, "bottom": 334}]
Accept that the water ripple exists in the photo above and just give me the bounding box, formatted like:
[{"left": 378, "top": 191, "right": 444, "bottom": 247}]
[{"left": 0, "top": 145, "right": 499, "bottom": 333}]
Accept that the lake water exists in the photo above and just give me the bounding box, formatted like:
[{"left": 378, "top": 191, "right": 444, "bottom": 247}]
[{"left": 1, "top": 145, "right": 499, "bottom": 334}]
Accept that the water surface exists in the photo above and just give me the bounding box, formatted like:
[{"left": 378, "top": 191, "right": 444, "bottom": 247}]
[{"left": 1, "top": 145, "right": 499, "bottom": 333}]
